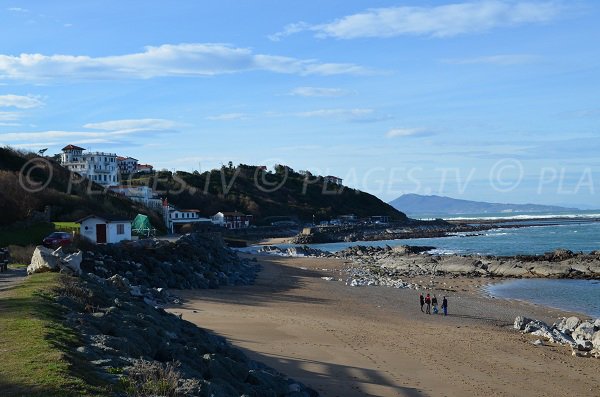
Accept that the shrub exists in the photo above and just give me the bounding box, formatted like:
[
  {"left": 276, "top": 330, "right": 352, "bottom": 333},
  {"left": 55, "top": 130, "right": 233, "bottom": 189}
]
[
  {"left": 120, "top": 360, "right": 181, "bottom": 397},
  {"left": 7, "top": 244, "right": 35, "bottom": 264}
]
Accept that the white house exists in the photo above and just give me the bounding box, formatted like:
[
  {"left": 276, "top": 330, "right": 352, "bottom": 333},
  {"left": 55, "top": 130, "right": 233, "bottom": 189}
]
[
  {"left": 117, "top": 156, "right": 139, "bottom": 174},
  {"left": 324, "top": 175, "right": 343, "bottom": 186},
  {"left": 211, "top": 211, "right": 253, "bottom": 229},
  {"left": 78, "top": 215, "right": 132, "bottom": 244},
  {"left": 61, "top": 144, "right": 119, "bottom": 186},
  {"left": 162, "top": 202, "right": 211, "bottom": 233},
  {"left": 136, "top": 163, "right": 154, "bottom": 173},
  {"left": 109, "top": 185, "right": 163, "bottom": 210}
]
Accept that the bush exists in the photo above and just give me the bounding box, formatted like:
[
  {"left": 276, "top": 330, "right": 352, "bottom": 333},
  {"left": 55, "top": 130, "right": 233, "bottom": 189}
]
[
  {"left": 120, "top": 360, "right": 181, "bottom": 397},
  {"left": 7, "top": 244, "right": 35, "bottom": 264}
]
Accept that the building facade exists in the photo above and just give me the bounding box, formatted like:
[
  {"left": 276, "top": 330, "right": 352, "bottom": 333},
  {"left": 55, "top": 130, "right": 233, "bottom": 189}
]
[
  {"left": 162, "top": 201, "right": 211, "bottom": 233},
  {"left": 211, "top": 211, "right": 253, "bottom": 229},
  {"left": 324, "top": 175, "right": 343, "bottom": 186},
  {"left": 117, "top": 156, "right": 139, "bottom": 174},
  {"left": 136, "top": 164, "right": 154, "bottom": 173},
  {"left": 78, "top": 215, "right": 131, "bottom": 244},
  {"left": 109, "top": 185, "right": 163, "bottom": 210},
  {"left": 61, "top": 144, "right": 119, "bottom": 186}
]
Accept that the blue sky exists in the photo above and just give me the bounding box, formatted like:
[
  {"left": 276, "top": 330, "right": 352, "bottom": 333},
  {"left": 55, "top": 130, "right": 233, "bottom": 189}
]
[{"left": 1, "top": 1, "right": 599, "bottom": 207}]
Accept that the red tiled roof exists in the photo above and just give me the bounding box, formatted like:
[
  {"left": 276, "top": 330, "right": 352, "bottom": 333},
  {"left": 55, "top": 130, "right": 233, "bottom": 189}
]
[{"left": 62, "top": 144, "right": 85, "bottom": 151}]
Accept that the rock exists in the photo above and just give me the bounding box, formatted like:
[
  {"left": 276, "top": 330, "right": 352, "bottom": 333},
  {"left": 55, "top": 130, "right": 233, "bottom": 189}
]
[
  {"left": 27, "top": 246, "right": 61, "bottom": 275},
  {"left": 62, "top": 251, "right": 82, "bottom": 275},
  {"left": 594, "top": 319, "right": 600, "bottom": 330},
  {"left": 591, "top": 331, "right": 600, "bottom": 349},
  {"left": 572, "top": 322, "right": 595, "bottom": 342},
  {"left": 549, "top": 329, "right": 576, "bottom": 347},
  {"left": 514, "top": 316, "right": 533, "bottom": 331},
  {"left": 532, "top": 339, "right": 544, "bottom": 346},
  {"left": 577, "top": 340, "right": 594, "bottom": 352},
  {"left": 107, "top": 274, "right": 130, "bottom": 291},
  {"left": 129, "top": 285, "right": 143, "bottom": 297},
  {"left": 557, "top": 316, "right": 581, "bottom": 334}
]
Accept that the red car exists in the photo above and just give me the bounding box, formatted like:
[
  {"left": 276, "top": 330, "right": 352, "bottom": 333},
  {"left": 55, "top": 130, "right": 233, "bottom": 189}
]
[{"left": 42, "top": 232, "right": 73, "bottom": 248}]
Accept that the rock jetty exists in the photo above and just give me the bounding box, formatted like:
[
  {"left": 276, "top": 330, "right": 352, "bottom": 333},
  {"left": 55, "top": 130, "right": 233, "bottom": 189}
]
[
  {"left": 80, "top": 233, "right": 259, "bottom": 289},
  {"left": 57, "top": 272, "right": 318, "bottom": 396},
  {"left": 515, "top": 316, "right": 600, "bottom": 358},
  {"left": 335, "top": 246, "right": 600, "bottom": 280}
]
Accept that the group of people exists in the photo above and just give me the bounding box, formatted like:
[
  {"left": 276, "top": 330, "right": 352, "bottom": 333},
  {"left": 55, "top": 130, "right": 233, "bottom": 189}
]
[{"left": 419, "top": 293, "right": 448, "bottom": 316}]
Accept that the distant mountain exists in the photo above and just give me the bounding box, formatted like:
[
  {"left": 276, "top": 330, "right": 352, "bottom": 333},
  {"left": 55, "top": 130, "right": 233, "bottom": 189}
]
[{"left": 389, "top": 194, "right": 580, "bottom": 217}]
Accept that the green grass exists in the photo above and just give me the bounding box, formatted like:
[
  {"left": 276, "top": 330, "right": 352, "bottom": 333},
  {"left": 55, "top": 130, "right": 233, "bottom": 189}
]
[
  {"left": 8, "top": 263, "right": 28, "bottom": 269},
  {"left": 53, "top": 222, "right": 79, "bottom": 234},
  {"left": 0, "top": 273, "right": 108, "bottom": 396},
  {"left": 0, "top": 223, "right": 55, "bottom": 247}
]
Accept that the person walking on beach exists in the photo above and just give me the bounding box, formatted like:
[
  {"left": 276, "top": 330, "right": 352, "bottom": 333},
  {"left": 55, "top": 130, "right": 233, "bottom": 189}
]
[
  {"left": 425, "top": 293, "right": 431, "bottom": 314},
  {"left": 419, "top": 293, "right": 425, "bottom": 313},
  {"left": 442, "top": 296, "right": 448, "bottom": 316},
  {"left": 432, "top": 295, "right": 438, "bottom": 314}
]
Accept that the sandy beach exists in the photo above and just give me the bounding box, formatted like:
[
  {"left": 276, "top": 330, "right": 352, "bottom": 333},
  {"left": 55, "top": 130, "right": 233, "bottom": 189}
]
[{"left": 169, "top": 255, "right": 600, "bottom": 396}]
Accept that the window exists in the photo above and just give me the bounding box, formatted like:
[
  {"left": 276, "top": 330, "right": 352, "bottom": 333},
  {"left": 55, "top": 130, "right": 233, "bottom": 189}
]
[{"left": 117, "top": 224, "right": 125, "bottom": 235}]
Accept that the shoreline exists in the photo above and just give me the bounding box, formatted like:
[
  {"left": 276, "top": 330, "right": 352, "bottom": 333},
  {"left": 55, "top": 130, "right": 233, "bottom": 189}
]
[{"left": 168, "top": 254, "right": 600, "bottom": 396}]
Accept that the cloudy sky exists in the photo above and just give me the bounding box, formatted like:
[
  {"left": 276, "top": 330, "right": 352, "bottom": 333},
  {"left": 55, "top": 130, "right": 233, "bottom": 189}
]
[{"left": 1, "top": 1, "right": 599, "bottom": 206}]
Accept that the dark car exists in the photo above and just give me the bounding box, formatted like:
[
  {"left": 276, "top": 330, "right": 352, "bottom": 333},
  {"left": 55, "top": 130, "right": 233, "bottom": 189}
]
[{"left": 42, "top": 232, "right": 73, "bottom": 248}]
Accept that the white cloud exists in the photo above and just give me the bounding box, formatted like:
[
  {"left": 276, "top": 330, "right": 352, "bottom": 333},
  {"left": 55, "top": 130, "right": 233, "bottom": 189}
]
[
  {"left": 289, "top": 87, "right": 350, "bottom": 97},
  {"left": 0, "top": 118, "right": 178, "bottom": 146},
  {"left": 205, "top": 113, "right": 248, "bottom": 121},
  {"left": 0, "top": 94, "right": 44, "bottom": 108},
  {"left": 0, "top": 111, "right": 20, "bottom": 121},
  {"left": 386, "top": 128, "right": 432, "bottom": 138},
  {"left": 272, "top": 1, "right": 564, "bottom": 40},
  {"left": 294, "top": 108, "right": 377, "bottom": 121},
  {"left": 0, "top": 43, "right": 365, "bottom": 81},
  {"left": 7, "top": 7, "right": 29, "bottom": 12},
  {"left": 83, "top": 118, "right": 177, "bottom": 131},
  {"left": 268, "top": 22, "right": 310, "bottom": 41},
  {"left": 442, "top": 54, "right": 539, "bottom": 65}
]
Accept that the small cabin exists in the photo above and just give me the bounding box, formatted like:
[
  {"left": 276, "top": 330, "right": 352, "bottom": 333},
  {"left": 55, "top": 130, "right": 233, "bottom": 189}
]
[{"left": 78, "top": 215, "right": 132, "bottom": 244}]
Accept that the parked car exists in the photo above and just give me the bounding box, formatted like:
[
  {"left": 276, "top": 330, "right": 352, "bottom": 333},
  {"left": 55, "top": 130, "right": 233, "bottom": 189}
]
[{"left": 42, "top": 232, "right": 73, "bottom": 248}]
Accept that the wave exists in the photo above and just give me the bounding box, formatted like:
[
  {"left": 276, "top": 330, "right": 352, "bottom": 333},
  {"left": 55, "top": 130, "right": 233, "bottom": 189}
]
[{"left": 439, "top": 213, "right": 600, "bottom": 221}]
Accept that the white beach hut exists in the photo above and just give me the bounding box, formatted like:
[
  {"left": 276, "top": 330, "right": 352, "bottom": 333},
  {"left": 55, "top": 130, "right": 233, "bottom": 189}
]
[{"left": 78, "top": 215, "right": 132, "bottom": 244}]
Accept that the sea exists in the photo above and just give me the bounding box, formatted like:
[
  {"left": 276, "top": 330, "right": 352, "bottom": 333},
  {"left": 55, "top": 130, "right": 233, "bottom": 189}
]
[{"left": 248, "top": 210, "right": 600, "bottom": 318}]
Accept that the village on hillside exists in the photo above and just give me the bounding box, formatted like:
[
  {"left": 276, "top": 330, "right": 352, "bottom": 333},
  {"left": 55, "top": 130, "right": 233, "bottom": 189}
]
[{"left": 55, "top": 144, "right": 379, "bottom": 245}]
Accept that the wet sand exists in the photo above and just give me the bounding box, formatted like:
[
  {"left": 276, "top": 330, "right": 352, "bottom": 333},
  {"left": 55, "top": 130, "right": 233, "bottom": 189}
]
[{"left": 168, "top": 256, "right": 600, "bottom": 397}]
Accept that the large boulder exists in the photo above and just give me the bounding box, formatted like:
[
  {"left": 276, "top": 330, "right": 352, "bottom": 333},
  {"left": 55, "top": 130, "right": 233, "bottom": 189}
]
[
  {"left": 61, "top": 251, "right": 82, "bottom": 275},
  {"left": 564, "top": 316, "right": 581, "bottom": 333},
  {"left": 573, "top": 322, "right": 596, "bottom": 342},
  {"left": 592, "top": 331, "right": 600, "bottom": 349},
  {"left": 27, "top": 246, "right": 61, "bottom": 275},
  {"left": 514, "top": 316, "right": 533, "bottom": 331},
  {"left": 556, "top": 316, "right": 581, "bottom": 334}
]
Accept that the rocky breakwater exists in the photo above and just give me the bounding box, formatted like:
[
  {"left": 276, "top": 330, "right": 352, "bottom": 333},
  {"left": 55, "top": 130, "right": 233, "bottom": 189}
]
[
  {"left": 257, "top": 245, "right": 331, "bottom": 258},
  {"left": 514, "top": 315, "right": 600, "bottom": 358},
  {"left": 56, "top": 272, "right": 318, "bottom": 396},
  {"left": 336, "top": 247, "right": 600, "bottom": 281},
  {"left": 80, "top": 233, "right": 260, "bottom": 289},
  {"left": 291, "top": 220, "right": 483, "bottom": 245}
]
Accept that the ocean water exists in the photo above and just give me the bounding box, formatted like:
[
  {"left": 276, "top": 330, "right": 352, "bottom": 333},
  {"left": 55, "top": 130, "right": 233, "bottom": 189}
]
[
  {"left": 486, "top": 279, "right": 600, "bottom": 318},
  {"left": 244, "top": 217, "right": 600, "bottom": 317},
  {"left": 254, "top": 221, "right": 600, "bottom": 257}
]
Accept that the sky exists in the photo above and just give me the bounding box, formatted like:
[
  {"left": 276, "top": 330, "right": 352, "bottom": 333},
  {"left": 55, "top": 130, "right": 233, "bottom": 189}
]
[{"left": 1, "top": 1, "right": 599, "bottom": 207}]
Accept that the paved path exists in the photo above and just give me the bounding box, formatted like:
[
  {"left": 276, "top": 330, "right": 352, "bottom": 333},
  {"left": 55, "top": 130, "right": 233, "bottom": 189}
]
[{"left": 0, "top": 267, "right": 27, "bottom": 293}]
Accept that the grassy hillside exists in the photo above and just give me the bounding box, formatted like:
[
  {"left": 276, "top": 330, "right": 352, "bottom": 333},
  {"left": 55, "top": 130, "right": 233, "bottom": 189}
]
[
  {"left": 134, "top": 164, "right": 406, "bottom": 224},
  {"left": 0, "top": 273, "right": 106, "bottom": 396},
  {"left": 0, "top": 147, "right": 164, "bottom": 229}
]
